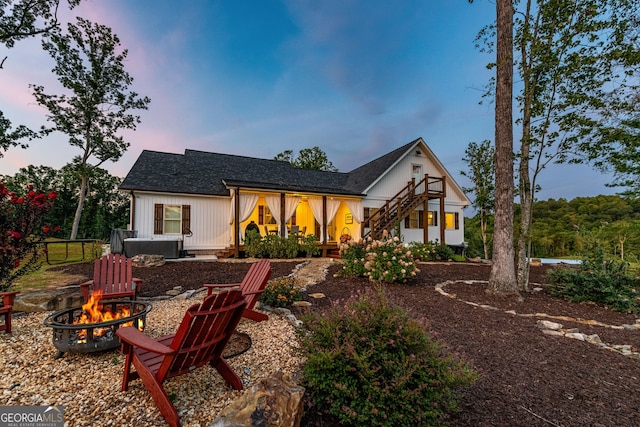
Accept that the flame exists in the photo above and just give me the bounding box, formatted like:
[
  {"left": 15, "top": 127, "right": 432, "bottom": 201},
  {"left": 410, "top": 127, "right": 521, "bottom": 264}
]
[
  {"left": 75, "top": 291, "right": 132, "bottom": 324},
  {"left": 73, "top": 291, "right": 139, "bottom": 340}
]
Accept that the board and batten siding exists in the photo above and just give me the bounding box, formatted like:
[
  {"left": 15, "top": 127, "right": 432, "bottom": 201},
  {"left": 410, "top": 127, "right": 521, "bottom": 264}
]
[
  {"left": 132, "top": 192, "right": 231, "bottom": 250},
  {"left": 361, "top": 149, "right": 468, "bottom": 246}
]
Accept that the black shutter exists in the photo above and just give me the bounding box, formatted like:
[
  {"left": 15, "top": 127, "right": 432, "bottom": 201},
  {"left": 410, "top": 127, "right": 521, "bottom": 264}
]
[{"left": 154, "top": 204, "right": 163, "bottom": 234}]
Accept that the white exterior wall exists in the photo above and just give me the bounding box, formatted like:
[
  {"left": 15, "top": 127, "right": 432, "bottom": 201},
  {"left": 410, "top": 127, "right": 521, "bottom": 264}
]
[
  {"left": 362, "top": 148, "right": 468, "bottom": 246},
  {"left": 132, "top": 192, "right": 231, "bottom": 250}
]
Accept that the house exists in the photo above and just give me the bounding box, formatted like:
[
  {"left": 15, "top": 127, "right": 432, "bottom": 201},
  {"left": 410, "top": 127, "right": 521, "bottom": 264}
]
[{"left": 119, "top": 137, "right": 470, "bottom": 257}]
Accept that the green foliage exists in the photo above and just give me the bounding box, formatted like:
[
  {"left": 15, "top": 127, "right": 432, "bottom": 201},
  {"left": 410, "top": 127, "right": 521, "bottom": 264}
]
[
  {"left": 1, "top": 182, "right": 58, "bottom": 291},
  {"left": 340, "top": 238, "right": 418, "bottom": 283},
  {"left": 299, "top": 234, "right": 320, "bottom": 257},
  {"left": 547, "top": 244, "right": 640, "bottom": 313},
  {"left": 2, "top": 165, "right": 129, "bottom": 240},
  {"left": 464, "top": 194, "right": 640, "bottom": 260},
  {"left": 273, "top": 146, "right": 338, "bottom": 171},
  {"left": 461, "top": 139, "right": 495, "bottom": 259},
  {"left": 259, "top": 276, "right": 303, "bottom": 308},
  {"left": 299, "top": 288, "right": 478, "bottom": 426},
  {"left": 408, "top": 241, "right": 455, "bottom": 262},
  {"left": 32, "top": 17, "right": 150, "bottom": 239},
  {"left": 244, "top": 232, "right": 318, "bottom": 259},
  {"left": 0, "top": 0, "right": 82, "bottom": 154}
]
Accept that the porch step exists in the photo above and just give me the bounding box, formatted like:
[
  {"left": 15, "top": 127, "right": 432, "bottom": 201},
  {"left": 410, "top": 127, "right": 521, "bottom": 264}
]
[
  {"left": 216, "top": 248, "right": 236, "bottom": 259},
  {"left": 325, "top": 249, "right": 341, "bottom": 259}
]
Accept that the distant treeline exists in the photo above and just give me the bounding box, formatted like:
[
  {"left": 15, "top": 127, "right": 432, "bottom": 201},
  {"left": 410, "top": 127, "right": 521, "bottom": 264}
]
[{"left": 464, "top": 195, "right": 640, "bottom": 260}]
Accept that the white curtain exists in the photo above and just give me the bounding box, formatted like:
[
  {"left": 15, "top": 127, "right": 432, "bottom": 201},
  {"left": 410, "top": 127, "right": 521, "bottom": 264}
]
[
  {"left": 308, "top": 197, "right": 324, "bottom": 241},
  {"left": 284, "top": 196, "right": 301, "bottom": 236},
  {"left": 229, "top": 193, "right": 259, "bottom": 224},
  {"left": 239, "top": 193, "right": 259, "bottom": 223},
  {"left": 265, "top": 194, "right": 281, "bottom": 226},
  {"left": 345, "top": 199, "right": 363, "bottom": 240},
  {"left": 345, "top": 199, "right": 363, "bottom": 223},
  {"left": 229, "top": 193, "right": 259, "bottom": 243},
  {"left": 326, "top": 199, "right": 340, "bottom": 240}
]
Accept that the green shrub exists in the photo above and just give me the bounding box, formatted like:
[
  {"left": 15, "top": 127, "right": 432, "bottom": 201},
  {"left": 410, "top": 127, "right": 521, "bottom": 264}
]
[
  {"left": 408, "top": 241, "right": 436, "bottom": 261},
  {"left": 244, "top": 232, "right": 310, "bottom": 259},
  {"left": 299, "top": 288, "right": 478, "bottom": 427},
  {"left": 299, "top": 234, "right": 320, "bottom": 257},
  {"left": 409, "top": 241, "right": 455, "bottom": 261},
  {"left": 547, "top": 246, "right": 640, "bottom": 313},
  {"left": 244, "top": 230, "right": 264, "bottom": 257},
  {"left": 259, "top": 276, "right": 303, "bottom": 307}
]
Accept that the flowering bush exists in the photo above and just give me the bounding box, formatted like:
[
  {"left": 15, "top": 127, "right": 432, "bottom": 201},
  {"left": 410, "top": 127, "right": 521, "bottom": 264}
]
[
  {"left": 340, "top": 237, "right": 419, "bottom": 284},
  {"left": 364, "top": 237, "right": 419, "bottom": 283},
  {"left": 259, "top": 276, "right": 303, "bottom": 308},
  {"left": 0, "top": 182, "right": 58, "bottom": 291},
  {"left": 339, "top": 239, "right": 368, "bottom": 277}
]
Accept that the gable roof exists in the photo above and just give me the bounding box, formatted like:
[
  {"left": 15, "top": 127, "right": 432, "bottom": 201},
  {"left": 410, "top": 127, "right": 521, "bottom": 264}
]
[
  {"left": 120, "top": 137, "right": 469, "bottom": 203},
  {"left": 120, "top": 149, "right": 358, "bottom": 197},
  {"left": 343, "top": 138, "right": 420, "bottom": 193}
]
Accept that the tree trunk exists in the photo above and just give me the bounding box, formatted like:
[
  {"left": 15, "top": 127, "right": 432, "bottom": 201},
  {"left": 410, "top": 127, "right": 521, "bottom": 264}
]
[
  {"left": 70, "top": 174, "right": 88, "bottom": 240},
  {"left": 516, "top": 113, "right": 532, "bottom": 292},
  {"left": 488, "top": 0, "right": 518, "bottom": 295},
  {"left": 480, "top": 209, "right": 489, "bottom": 260}
]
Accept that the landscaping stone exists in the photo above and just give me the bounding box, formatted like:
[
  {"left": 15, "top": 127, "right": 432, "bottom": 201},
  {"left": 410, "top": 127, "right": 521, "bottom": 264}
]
[
  {"left": 131, "top": 254, "right": 166, "bottom": 267},
  {"left": 209, "top": 372, "right": 304, "bottom": 427},
  {"left": 13, "top": 289, "right": 83, "bottom": 312}
]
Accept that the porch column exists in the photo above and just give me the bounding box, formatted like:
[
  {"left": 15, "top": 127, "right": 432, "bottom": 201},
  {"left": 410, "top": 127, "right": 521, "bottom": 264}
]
[
  {"left": 439, "top": 176, "right": 447, "bottom": 244},
  {"left": 322, "top": 196, "right": 327, "bottom": 244},
  {"left": 279, "top": 193, "right": 286, "bottom": 236},
  {"left": 422, "top": 200, "right": 428, "bottom": 243},
  {"left": 234, "top": 187, "right": 240, "bottom": 257}
]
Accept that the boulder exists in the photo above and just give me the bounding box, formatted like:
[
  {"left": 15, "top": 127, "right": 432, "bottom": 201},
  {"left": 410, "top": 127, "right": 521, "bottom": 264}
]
[
  {"left": 131, "top": 254, "right": 165, "bottom": 267},
  {"left": 210, "top": 372, "right": 305, "bottom": 427},
  {"left": 14, "top": 289, "right": 84, "bottom": 312}
]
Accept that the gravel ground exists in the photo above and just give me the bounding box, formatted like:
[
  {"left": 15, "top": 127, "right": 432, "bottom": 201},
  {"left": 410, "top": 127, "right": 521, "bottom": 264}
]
[{"left": 0, "top": 292, "right": 302, "bottom": 426}]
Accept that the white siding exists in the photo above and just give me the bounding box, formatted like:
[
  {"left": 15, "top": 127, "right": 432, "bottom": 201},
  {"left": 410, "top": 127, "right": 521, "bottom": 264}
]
[
  {"left": 132, "top": 192, "right": 231, "bottom": 250},
  {"left": 362, "top": 147, "right": 468, "bottom": 246}
]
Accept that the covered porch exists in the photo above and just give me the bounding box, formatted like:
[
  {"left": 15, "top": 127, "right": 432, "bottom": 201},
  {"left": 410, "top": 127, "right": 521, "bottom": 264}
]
[{"left": 227, "top": 187, "right": 363, "bottom": 257}]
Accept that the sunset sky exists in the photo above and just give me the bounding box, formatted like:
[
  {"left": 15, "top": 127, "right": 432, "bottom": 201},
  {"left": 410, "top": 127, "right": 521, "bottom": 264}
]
[{"left": 0, "top": 0, "right": 616, "bottom": 200}]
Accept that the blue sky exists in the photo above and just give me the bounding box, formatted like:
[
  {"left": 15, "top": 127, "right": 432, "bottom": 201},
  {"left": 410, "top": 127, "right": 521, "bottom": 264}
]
[{"left": 0, "top": 0, "right": 617, "bottom": 200}]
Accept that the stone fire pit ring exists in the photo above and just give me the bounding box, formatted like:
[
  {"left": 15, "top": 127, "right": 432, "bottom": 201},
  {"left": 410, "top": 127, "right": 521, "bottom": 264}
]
[{"left": 43, "top": 300, "right": 153, "bottom": 358}]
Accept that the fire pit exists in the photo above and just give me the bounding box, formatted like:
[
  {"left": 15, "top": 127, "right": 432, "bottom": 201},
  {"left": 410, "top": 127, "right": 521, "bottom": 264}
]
[{"left": 43, "top": 293, "right": 152, "bottom": 359}]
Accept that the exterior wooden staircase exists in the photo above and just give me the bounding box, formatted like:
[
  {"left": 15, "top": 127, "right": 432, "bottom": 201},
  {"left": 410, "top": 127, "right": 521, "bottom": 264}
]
[{"left": 362, "top": 175, "right": 445, "bottom": 241}]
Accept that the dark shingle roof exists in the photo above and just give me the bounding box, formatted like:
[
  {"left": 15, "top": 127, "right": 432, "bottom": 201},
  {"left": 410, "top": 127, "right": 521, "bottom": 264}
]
[
  {"left": 120, "top": 149, "right": 358, "bottom": 196},
  {"left": 343, "top": 138, "right": 420, "bottom": 193}
]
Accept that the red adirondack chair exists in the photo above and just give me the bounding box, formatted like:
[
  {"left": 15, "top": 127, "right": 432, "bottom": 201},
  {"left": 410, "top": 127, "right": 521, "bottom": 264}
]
[
  {"left": 203, "top": 258, "right": 271, "bottom": 322},
  {"left": 80, "top": 254, "right": 142, "bottom": 301},
  {"left": 116, "top": 289, "right": 247, "bottom": 427},
  {"left": 0, "top": 291, "right": 18, "bottom": 334}
]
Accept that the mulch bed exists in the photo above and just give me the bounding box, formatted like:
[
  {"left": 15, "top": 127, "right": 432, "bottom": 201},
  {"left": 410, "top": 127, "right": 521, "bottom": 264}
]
[{"left": 50, "top": 259, "right": 640, "bottom": 426}]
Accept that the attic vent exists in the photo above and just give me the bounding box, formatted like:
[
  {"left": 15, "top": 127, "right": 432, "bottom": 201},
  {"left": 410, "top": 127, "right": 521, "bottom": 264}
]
[{"left": 415, "top": 150, "right": 422, "bottom": 156}]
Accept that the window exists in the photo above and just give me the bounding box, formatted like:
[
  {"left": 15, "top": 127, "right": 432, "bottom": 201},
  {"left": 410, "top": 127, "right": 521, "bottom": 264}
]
[
  {"left": 445, "top": 212, "right": 460, "bottom": 230},
  {"left": 286, "top": 211, "right": 297, "bottom": 227},
  {"left": 163, "top": 205, "right": 181, "bottom": 234},
  {"left": 258, "top": 205, "right": 277, "bottom": 225},
  {"left": 404, "top": 210, "right": 424, "bottom": 229},
  {"left": 154, "top": 204, "right": 191, "bottom": 234},
  {"left": 427, "top": 211, "right": 437, "bottom": 226}
]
